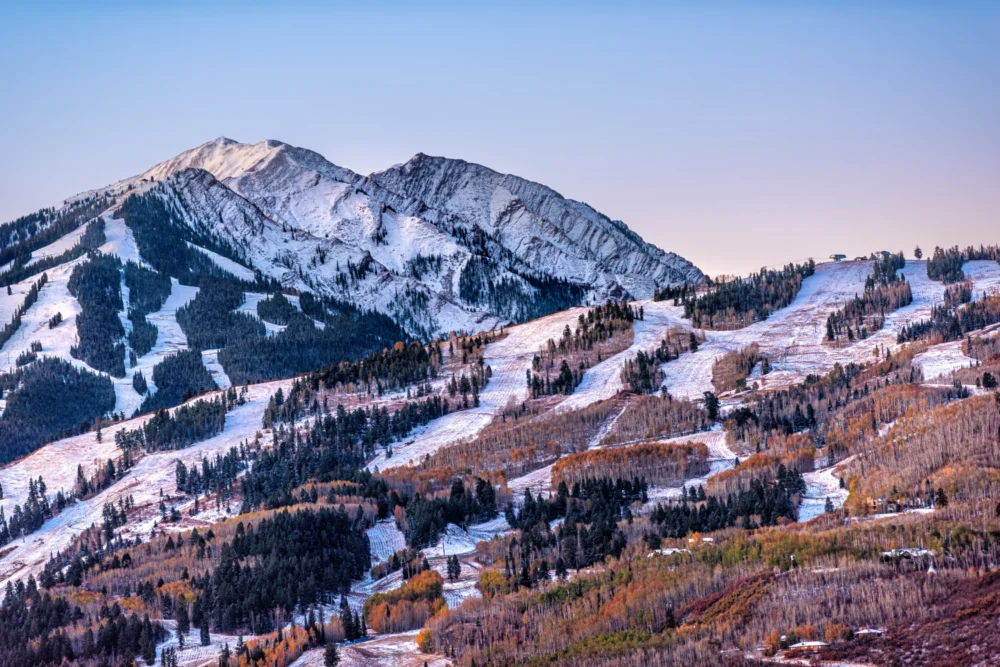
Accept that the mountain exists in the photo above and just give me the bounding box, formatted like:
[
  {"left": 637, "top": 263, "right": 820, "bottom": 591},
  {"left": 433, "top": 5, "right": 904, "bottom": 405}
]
[
  {"left": 0, "top": 137, "right": 702, "bottom": 423},
  {"left": 123, "top": 138, "right": 703, "bottom": 336}
]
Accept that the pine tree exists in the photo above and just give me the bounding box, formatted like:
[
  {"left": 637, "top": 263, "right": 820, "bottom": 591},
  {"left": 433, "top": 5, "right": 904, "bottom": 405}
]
[
  {"left": 340, "top": 596, "right": 355, "bottom": 640},
  {"left": 324, "top": 643, "right": 340, "bottom": 667},
  {"left": 200, "top": 619, "right": 210, "bottom": 646},
  {"left": 177, "top": 599, "right": 190, "bottom": 635},
  {"left": 141, "top": 616, "right": 156, "bottom": 665},
  {"left": 824, "top": 497, "right": 834, "bottom": 513}
]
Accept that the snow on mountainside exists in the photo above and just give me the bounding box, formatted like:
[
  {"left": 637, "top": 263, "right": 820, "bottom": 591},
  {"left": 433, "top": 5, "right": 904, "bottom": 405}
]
[
  {"left": 128, "top": 138, "right": 703, "bottom": 333},
  {"left": 370, "top": 152, "right": 704, "bottom": 296}
]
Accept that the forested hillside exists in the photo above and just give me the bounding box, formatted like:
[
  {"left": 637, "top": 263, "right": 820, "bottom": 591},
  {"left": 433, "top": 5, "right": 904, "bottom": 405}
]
[{"left": 8, "top": 138, "right": 1000, "bottom": 667}]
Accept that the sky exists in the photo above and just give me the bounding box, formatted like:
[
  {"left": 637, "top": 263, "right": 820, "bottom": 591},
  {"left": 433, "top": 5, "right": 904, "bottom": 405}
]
[{"left": 1, "top": 1, "right": 998, "bottom": 278}]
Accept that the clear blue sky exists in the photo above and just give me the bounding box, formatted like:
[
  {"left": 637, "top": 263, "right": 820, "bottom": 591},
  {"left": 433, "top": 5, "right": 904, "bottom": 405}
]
[{"left": 2, "top": 1, "right": 998, "bottom": 277}]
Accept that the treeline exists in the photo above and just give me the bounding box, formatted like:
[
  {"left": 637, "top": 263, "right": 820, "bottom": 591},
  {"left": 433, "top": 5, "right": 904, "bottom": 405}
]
[
  {"left": 192, "top": 507, "right": 370, "bottom": 634},
  {"left": 0, "top": 272, "right": 47, "bottom": 352},
  {"left": 0, "top": 357, "right": 115, "bottom": 464},
  {"left": 898, "top": 294, "right": 1000, "bottom": 345},
  {"left": 138, "top": 349, "right": 217, "bottom": 413},
  {"left": 680, "top": 260, "right": 816, "bottom": 329},
  {"left": 117, "top": 388, "right": 241, "bottom": 452},
  {"left": 712, "top": 342, "right": 769, "bottom": 394},
  {"left": 262, "top": 390, "right": 449, "bottom": 459},
  {"left": 260, "top": 329, "right": 495, "bottom": 427},
  {"left": 458, "top": 254, "right": 585, "bottom": 323},
  {"left": 528, "top": 301, "right": 636, "bottom": 398},
  {"left": 399, "top": 477, "right": 498, "bottom": 548},
  {"left": 552, "top": 441, "right": 710, "bottom": 488},
  {"left": 302, "top": 336, "right": 448, "bottom": 397},
  {"left": 115, "top": 190, "right": 275, "bottom": 290},
  {"left": 176, "top": 280, "right": 265, "bottom": 350},
  {"left": 0, "top": 196, "right": 111, "bottom": 286},
  {"left": 68, "top": 252, "right": 126, "bottom": 377},
  {"left": 826, "top": 252, "right": 911, "bottom": 342},
  {"left": 648, "top": 465, "right": 804, "bottom": 538},
  {"left": 925, "top": 244, "right": 1000, "bottom": 283}
]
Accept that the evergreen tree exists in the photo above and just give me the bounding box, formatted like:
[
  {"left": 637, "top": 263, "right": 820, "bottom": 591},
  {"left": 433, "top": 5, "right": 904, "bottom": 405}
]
[
  {"left": 324, "top": 643, "right": 340, "bottom": 667},
  {"left": 177, "top": 599, "right": 190, "bottom": 635}
]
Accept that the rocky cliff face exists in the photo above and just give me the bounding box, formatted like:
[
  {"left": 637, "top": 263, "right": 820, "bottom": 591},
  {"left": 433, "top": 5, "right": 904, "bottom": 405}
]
[
  {"left": 87, "top": 137, "right": 702, "bottom": 336},
  {"left": 370, "top": 153, "right": 703, "bottom": 298}
]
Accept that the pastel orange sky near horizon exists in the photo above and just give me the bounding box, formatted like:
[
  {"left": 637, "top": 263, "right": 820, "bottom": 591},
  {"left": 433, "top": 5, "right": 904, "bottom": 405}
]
[{"left": 1, "top": 2, "right": 997, "bottom": 278}]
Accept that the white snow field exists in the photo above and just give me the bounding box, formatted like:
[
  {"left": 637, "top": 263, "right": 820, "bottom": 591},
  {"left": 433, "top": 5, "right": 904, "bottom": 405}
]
[
  {"left": 23, "top": 223, "right": 87, "bottom": 268},
  {"left": 556, "top": 303, "right": 688, "bottom": 412},
  {"left": 659, "top": 260, "right": 1000, "bottom": 400},
  {"left": 912, "top": 339, "right": 976, "bottom": 383},
  {"left": 367, "top": 306, "right": 588, "bottom": 472},
  {"left": 799, "top": 457, "right": 854, "bottom": 522}
]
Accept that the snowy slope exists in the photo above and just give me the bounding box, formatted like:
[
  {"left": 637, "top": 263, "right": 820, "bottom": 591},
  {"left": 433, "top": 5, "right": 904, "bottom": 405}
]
[
  {"left": 371, "top": 152, "right": 704, "bottom": 297},
  {"left": 120, "top": 138, "right": 703, "bottom": 334}
]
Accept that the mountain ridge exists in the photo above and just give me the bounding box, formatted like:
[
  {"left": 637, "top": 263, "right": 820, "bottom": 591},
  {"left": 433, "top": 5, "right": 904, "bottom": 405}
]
[{"left": 4, "top": 137, "right": 704, "bottom": 341}]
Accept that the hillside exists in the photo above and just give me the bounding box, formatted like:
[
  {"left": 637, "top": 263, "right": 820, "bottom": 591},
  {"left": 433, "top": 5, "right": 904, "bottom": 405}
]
[
  {"left": 7, "top": 161, "right": 1000, "bottom": 665},
  {"left": 0, "top": 138, "right": 702, "bottom": 456}
]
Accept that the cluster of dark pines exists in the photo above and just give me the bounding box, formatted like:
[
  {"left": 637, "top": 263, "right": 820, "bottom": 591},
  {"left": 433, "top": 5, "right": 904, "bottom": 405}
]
[
  {"left": 0, "top": 476, "right": 57, "bottom": 547},
  {"left": 189, "top": 507, "right": 371, "bottom": 634},
  {"left": 0, "top": 197, "right": 110, "bottom": 287},
  {"left": 249, "top": 396, "right": 448, "bottom": 509},
  {"left": 118, "top": 387, "right": 242, "bottom": 452},
  {"left": 0, "top": 357, "right": 115, "bottom": 463},
  {"left": 458, "top": 254, "right": 585, "bottom": 323},
  {"left": 402, "top": 477, "right": 498, "bottom": 548},
  {"left": 0, "top": 576, "right": 165, "bottom": 667},
  {"left": 826, "top": 252, "right": 911, "bottom": 342},
  {"left": 138, "top": 349, "right": 218, "bottom": 413},
  {"left": 501, "top": 478, "right": 646, "bottom": 588},
  {"left": 680, "top": 260, "right": 816, "bottom": 329},
  {"left": 68, "top": 251, "right": 127, "bottom": 377},
  {"left": 648, "top": 468, "right": 804, "bottom": 541}
]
